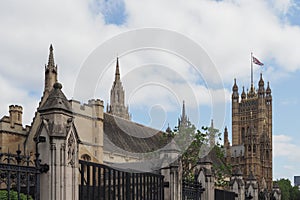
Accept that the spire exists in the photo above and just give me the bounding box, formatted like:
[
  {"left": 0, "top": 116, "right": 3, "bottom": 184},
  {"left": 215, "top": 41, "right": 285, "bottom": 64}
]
[
  {"left": 48, "top": 44, "right": 55, "bottom": 68},
  {"left": 115, "top": 57, "right": 120, "bottom": 81},
  {"left": 224, "top": 126, "right": 229, "bottom": 147},
  {"left": 241, "top": 86, "right": 246, "bottom": 100},
  {"left": 108, "top": 57, "right": 130, "bottom": 120},
  {"left": 182, "top": 100, "right": 186, "bottom": 119},
  {"left": 44, "top": 44, "right": 58, "bottom": 96},
  {"left": 258, "top": 73, "right": 264, "bottom": 87},
  {"left": 232, "top": 78, "right": 239, "bottom": 101},
  {"left": 232, "top": 78, "right": 238, "bottom": 92},
  {"left": 166, "top": 123, "right": 172, "bottom": 134},
  {"left": 178, "top": 100, "right": 190, "bottom": 129}
]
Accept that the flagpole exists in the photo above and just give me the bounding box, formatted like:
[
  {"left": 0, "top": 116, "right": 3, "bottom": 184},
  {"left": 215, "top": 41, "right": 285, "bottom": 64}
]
[{"left": 251, "top": 52, "right": 253, "bottom": 86}]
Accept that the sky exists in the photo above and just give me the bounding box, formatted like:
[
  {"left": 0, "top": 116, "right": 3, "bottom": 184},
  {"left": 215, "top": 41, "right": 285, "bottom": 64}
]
[{"left": 0, "top": 0, "right": 300, "bottom": 184}]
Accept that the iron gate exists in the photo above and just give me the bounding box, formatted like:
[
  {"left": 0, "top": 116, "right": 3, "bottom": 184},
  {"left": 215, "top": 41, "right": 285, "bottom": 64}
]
[
  {"left": 79, "top": 160, "right": 165, "bottom": 200},
  {"left": 0, "top": 149, "right": 39, "bottom": 200},
  {"left": 182, "top": 178, "right": 205, "bottom": 200}
]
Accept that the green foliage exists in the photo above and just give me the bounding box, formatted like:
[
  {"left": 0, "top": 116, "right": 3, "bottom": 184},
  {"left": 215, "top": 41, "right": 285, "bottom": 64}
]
[
  {"left": 274, "top": 179, "right": 300, "bottom": 200},
  {"left": 170, "top": 123, "right": 230, "bottom": 186},
  {"left": 290, "top": 186, "right": 300, "bottom": 200},
  {"left": 0, "top": 190, "right": 33, "bottom": 200}
]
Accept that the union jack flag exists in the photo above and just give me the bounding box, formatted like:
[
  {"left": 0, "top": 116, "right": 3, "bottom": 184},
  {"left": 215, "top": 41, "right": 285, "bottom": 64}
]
[{"left": 252, "top": 56, "right": 264, "bottom": 66}]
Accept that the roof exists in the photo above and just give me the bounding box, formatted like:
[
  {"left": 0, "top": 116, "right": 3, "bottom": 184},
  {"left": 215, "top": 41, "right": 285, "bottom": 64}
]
[
  {"left": 103, "top": 113, "right": 171, "bottom": 154},
  {"left": 39, "top": 83, "right": 72, "bottom": 113},
  {"left": 232, "top": 167, "right": 243, "bottom": 176}
]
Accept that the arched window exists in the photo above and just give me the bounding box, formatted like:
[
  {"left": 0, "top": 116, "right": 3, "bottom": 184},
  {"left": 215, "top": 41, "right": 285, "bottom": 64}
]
[{"left": 266, "top": 150, "right": 269, "bottom": 159}]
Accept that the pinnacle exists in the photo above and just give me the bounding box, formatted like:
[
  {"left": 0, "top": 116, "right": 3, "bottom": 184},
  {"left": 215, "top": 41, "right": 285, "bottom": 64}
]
[
  {"left": 115, "top": 57, "right": 120, "bottom": 81},
  {"left": 48, "top": 44, "right": 55, "bottom": 67}
]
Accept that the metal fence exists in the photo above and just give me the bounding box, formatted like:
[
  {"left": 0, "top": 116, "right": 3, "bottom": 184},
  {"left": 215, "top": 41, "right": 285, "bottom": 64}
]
[
  {"left": 79, "top": 160, "right": 165, "bottom": 200},
  {"left": 0, "top": 149, "right": 38, "bottom": 200},
  {"left": 215, "top": 189, "right": 236, "bottom": 200},
  {"left": 182, "top": 179, "right": 205, "bottom": 200}
]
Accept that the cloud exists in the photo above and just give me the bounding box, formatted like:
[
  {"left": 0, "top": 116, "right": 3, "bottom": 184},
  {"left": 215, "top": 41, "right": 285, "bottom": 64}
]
[
  {"left": 1, "top": 0, "right": 300, "bottom": 126},
  {"left": 273, "top": 134, "right": 300, "bottom": 161}
]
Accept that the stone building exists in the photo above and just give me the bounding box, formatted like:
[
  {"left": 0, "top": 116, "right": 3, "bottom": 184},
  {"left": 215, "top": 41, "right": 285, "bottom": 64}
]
[
  {"left": 107, "top": 57, "right": 131, "bottom": 120},
  {"left": 0, "top": 45, "right": 170, "bottom": 165},
  {"left": 0, "top": 45, "right": 178, "bottom": 199},
  {"left": 224, "top": 75, "right": 273, "bottom": 191}
]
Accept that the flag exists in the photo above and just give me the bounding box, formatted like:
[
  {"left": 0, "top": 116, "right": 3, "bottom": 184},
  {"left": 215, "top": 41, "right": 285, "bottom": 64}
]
[{"left": 252, "top": 56, "right": 264, "bottom": 66}]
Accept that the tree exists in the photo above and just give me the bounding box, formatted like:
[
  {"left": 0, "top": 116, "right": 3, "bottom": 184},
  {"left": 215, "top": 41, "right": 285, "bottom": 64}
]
[
  {"left": 274, "top": 178, "right": 300, "bottom": 200},
  {"left": 171, "top": 124, "right": 231, "bottom": 185},
  {"left": 290, "top": 186, "right": 300, "bottom": 200}
]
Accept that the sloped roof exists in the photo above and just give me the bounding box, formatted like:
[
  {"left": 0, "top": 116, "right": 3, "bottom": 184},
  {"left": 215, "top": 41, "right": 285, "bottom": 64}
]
[
  {"left": 39, "top": 82, "right": 72, "bottom": 113},
  {"left": 103, "top": 113, "right": 171, "bottom": 154}
]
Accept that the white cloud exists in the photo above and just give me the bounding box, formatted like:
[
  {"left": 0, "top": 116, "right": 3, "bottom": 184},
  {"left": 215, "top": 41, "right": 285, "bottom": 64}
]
[
  {"left": 1, "top": 0, "right": 300, "bottom": 126},
  {"left": 273, "top": 134, "right": 300, "bottom": 161}
]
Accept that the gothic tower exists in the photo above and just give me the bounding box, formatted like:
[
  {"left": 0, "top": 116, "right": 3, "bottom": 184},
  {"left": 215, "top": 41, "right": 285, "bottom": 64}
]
[
  {"left": 228, "top": 73, "right": 272, "bottom": 191},
  {"left": 178, "top": 100, "right": 190, "bottom": 129},
  {"left": 107, "top": 57, "right": 131, "bottom": 120}
]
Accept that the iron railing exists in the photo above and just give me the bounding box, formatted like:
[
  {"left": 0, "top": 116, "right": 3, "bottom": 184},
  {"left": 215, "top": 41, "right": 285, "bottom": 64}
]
[
  {"left": 0, "top": 149, "right": 37, "bottom": 200},
  {"left": 79, "top": 160, "right": 165, "bottom": 200},
  {"left": 182, "top": 178, "right": 204, "bottom": 200}
]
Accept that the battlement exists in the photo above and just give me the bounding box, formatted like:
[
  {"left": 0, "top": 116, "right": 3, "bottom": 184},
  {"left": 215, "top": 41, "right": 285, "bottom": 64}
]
[
  {"left": 70, "top": 99, "right": 104, "bottom": 119},
  {"left": 8, "top": 105, "right": 23, "bottom": 127}
]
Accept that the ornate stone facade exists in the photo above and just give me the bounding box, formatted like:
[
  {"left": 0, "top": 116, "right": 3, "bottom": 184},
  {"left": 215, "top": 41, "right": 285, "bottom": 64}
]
[
  {"left": 224, "top": 75, "right": 273, "bottom": 191},
  {"left": 107, "top": 57, "right": 131, "bottom": 120}
]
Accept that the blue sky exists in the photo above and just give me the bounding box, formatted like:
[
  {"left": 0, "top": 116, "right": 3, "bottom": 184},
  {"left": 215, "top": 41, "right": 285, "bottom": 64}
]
[{"left": 0, "top": 0, "right": 300, "bottom": 184}]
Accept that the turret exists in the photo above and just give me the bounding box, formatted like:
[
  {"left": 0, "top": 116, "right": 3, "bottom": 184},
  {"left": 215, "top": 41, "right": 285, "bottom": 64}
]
[
  {"left": 224, "top": 126, "right": 230, "bottom": 148},
  {"left": 241, "top": 86, "right": 246, "bottom": 100},
  {"left": 258, "top": 73, "right": 265, "bottom": 98},
  {"left": 232, "top": 78, "right": 239, "bottom": 102},
  {"left": 232, "top": 79, "right": 239, "bottom": 145},
  {"left": 9, "top": 105, "right": 23, "bottom": 127}
]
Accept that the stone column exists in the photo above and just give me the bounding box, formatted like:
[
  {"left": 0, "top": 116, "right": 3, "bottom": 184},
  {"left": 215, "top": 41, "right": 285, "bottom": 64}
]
[{"left": 37, "top": 117, "right": 79, "bottom": 200}]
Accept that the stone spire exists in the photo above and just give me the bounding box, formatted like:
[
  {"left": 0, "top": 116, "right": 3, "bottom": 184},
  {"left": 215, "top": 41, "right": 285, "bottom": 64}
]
[
  {"left": 48, "top": 44, "right": 55, "bottom": 67},
  {"left": 258, "top": 73, "right": 265, "bottom": 98},
  {"left": 224, "top": 126, "right": 230, "bottom": 147},
  {"left": 241, "top": 86, "right": 246, "bottom": 100},
  {"left": 44, "top": 44, "right": 58, "bottom": 95},
  {"left": 232, "top": 78, "right": 239, "bottom": 102},
  {"left": 115, "top": 57, "right": 120, "bottom": 81},
  {"left": 209, "top": 119, "right": 215, "bottom": 147},
  {"left": 178, "top": 100, "right": 189, "bottom": 129},
  {"left": 107, "top": 57, "right": 130, "bottom": 120}
]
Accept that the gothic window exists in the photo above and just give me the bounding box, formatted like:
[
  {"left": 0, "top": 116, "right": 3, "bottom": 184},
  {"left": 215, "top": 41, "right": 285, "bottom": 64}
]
[
  {"left": 266, "top": 150, "right": 269, "bottom": 159},
  {"left": 248, "top": 145, "right": 251, "bottom": 152},
  {"left": 253, "top": 145, "right": 256, "bottom": 153}
]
